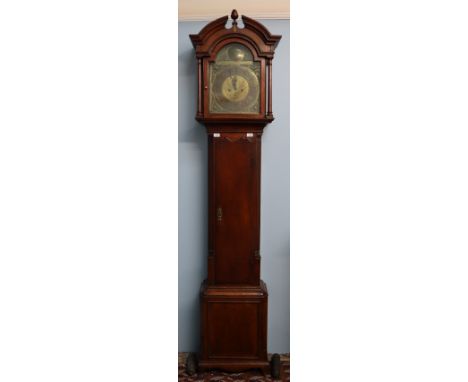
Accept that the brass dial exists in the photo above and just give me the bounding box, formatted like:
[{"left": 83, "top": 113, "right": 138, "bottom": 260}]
[
  {"left": 221, "top": 74, "right": 250, "bottom": 102},
  {"left": 209, "top": 43, "right": 260, "bottom": 114},
  {"left": 210, "top": 65, "right": 259, "bottom": 113}
]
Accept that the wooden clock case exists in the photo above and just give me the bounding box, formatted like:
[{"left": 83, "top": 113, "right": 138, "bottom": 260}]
[{"left": 188, "top": 10, "right": 281, "bottom": 376}]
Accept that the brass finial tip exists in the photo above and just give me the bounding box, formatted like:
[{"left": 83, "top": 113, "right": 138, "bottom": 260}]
[{"left": 231, "top": 9, "right": 238, "bottom": 20}]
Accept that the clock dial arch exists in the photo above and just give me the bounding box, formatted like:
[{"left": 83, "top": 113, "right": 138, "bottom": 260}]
[
  {"left": 209, "top": 43, "right": 261, "bottom": 114},
  {"left": 203, "top": 38, "right": 266, "bottom": 118}
]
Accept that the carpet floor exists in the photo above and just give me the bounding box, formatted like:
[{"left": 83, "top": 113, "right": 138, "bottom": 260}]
[{"left": 178, "top": 353, "right": 290, "bottom": 382}]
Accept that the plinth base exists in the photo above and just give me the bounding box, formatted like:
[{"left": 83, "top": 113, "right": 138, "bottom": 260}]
[
  {"left": 198, "top": 359, "right": 269, "bottom": 374},
  {"left": 198, "top": 280, "right": 269, "bottom": 372}
]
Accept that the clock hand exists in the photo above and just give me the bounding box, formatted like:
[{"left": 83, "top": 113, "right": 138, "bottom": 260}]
[{"left": 229, "top": 69, "right": 237, "bottom": 90}]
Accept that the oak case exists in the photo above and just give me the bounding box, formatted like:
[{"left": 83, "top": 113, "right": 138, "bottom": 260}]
[{"left": 189, "top": 10, "right": 281, "bottom": 375}]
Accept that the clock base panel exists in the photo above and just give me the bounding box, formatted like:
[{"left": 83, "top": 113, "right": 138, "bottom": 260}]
[{"left": 199, "top": 280, "right": 268, "bottom": 372}]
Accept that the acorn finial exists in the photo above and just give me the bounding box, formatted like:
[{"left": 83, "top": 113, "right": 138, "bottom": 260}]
[
  {"left": 231, "top": 9, "right": 239, "bottom": 30},
  {"left": 231, "top": 9, "right": 238, "bottom": 21}
]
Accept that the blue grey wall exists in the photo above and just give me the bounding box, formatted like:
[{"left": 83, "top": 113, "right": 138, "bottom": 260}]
[{"left": 178, "top": 20, "right": 290, "bottom": 353}]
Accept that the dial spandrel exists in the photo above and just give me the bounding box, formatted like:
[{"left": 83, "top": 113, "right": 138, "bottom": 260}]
[{"left": 209, "top": 43, "right": 260, "bottom": 114}]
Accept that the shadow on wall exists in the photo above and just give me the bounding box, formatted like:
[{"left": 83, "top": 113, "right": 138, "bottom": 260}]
[
  {"left": 178, "top": 46, "right": 204, "bottom": 143},
  {"left": 178, "top": 22, "right": 210, "bottom": 352}
]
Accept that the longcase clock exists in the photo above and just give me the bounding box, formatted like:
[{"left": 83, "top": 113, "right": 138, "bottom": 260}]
[{"left": 187, "top": 10, "right": 281, "bottom": 378}]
